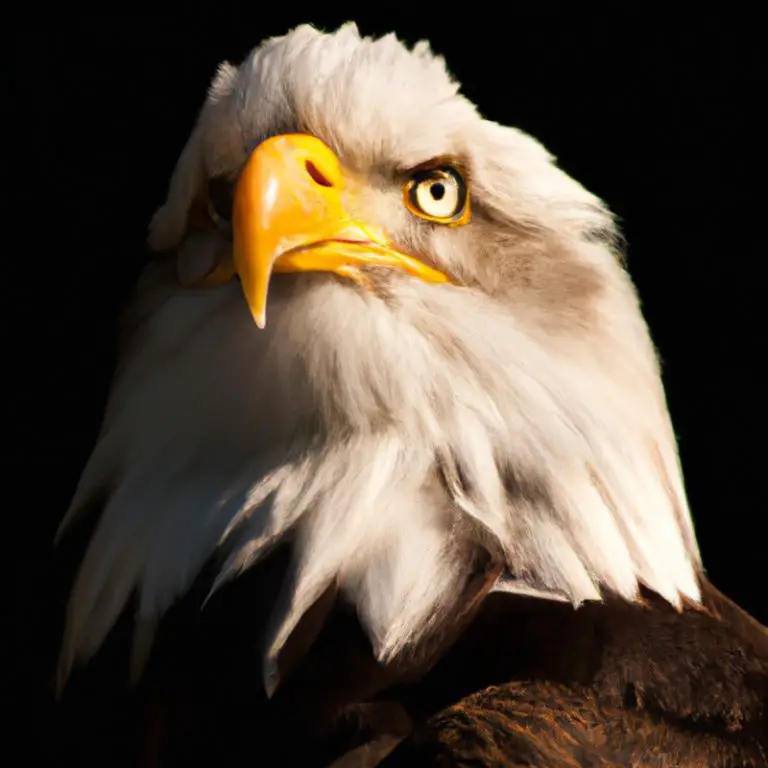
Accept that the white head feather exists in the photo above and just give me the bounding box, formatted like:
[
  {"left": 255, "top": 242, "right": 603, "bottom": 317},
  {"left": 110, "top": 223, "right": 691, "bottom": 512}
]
[{"left": 58, "top": 23, "right": 702, "bottom": 693}]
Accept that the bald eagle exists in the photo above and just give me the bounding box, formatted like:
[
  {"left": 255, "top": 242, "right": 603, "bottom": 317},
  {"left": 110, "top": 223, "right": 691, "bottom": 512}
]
[{"left": 55, "top": 23, "right": 767, "bottom": 768}]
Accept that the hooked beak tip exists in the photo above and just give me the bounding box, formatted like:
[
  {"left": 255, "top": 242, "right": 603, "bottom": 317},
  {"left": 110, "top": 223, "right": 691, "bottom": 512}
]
[{"left": 244, "top": 296, "right": 268, "bottom": 328}]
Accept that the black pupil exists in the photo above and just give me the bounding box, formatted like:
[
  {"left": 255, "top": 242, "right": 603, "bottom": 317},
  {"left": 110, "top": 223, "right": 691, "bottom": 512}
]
[{"left": 430, "top": 182, "right": 445, "bottom": 200}]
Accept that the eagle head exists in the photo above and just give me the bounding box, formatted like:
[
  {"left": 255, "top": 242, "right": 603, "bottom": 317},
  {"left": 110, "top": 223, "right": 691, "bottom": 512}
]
[{"left": 58, "top": 23, "right": 702, "bottom": 695}]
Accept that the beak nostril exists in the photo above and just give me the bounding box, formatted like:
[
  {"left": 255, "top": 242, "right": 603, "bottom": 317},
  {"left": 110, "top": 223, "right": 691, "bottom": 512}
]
[{"left": 305, "top": 160, "right": 333, "bottom": 187}]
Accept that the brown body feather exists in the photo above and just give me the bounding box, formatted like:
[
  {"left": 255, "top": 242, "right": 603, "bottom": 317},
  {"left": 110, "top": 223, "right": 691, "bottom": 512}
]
[
  {"left": 382, "top": 580, "right": 768, "bottom": 767},
  {"left": 53, "top": 542, "right": 767, "bottom": 767}
]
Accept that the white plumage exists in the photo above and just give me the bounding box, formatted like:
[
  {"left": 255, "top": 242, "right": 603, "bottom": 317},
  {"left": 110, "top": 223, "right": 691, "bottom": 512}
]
[{"left": 58, "top": 23, "right": 701, "bottom": 695}]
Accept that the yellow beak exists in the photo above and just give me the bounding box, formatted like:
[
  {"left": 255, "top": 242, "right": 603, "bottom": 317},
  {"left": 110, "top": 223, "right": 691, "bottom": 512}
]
[{"left": 232, "top": 133, "right": 448, "bottom": 328}]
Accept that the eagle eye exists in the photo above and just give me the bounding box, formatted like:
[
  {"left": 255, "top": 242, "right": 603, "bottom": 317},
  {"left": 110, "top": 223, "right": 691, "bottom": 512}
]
[{"left": 404, "top": 165, "right": 470, "bottom": 225}]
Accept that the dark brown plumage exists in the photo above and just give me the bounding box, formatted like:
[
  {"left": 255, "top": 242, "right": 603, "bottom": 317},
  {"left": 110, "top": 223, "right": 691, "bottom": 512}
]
[
  {"left": 54, "top": 540, "right": 767, "bottom": 767},
  {"left": 382, "top": 581, "right": 768, "bottom": 767}
]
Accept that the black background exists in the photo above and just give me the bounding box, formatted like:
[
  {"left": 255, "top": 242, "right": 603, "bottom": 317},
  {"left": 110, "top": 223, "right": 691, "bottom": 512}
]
[{"left": 7, "top": 9, "right": 765, "bottom": 753}]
